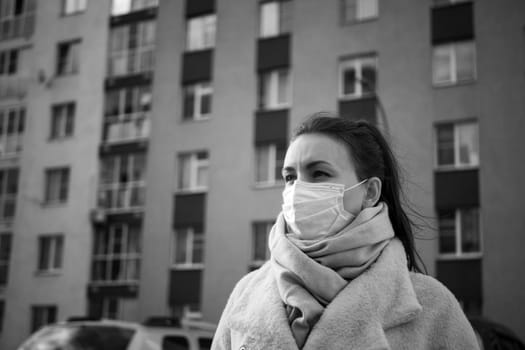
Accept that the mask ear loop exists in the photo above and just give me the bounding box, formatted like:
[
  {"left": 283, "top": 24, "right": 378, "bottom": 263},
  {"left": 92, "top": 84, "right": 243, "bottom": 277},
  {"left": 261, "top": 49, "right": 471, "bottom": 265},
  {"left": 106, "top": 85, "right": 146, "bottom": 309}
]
[{"left": 343, "top": 178, "right": 368, "bottom": 193}]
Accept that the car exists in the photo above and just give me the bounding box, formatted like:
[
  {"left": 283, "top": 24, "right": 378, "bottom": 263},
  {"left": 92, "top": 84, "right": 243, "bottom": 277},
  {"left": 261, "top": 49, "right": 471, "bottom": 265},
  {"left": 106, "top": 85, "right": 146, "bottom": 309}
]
[{"left": 17, "top": 316, "right": 216, "bottom": 350}]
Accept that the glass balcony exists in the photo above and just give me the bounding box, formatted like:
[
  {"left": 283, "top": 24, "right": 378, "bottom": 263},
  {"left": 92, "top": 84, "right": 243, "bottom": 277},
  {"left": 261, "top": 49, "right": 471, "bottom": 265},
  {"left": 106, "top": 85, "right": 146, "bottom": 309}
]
[
  {"left": 97, "top": 182, "right": 145, "bottom": 211},
  {"left": 0, "top": 135, "right": 23, "bottom": 157},
  {"left": 0, "top": 75, "right": 28, "bottom": 100},
  {"left": 103, "top": 112, "right": 150, "bottom": 144},
  {"left": 0, "top": 196, "right": 16, "bottom": 222},
  {"left": 108, "top": 48, "right": 154, "bottom": 77},
  {"left": 0, "top": 13, "right": 35, "bottom": 41}
]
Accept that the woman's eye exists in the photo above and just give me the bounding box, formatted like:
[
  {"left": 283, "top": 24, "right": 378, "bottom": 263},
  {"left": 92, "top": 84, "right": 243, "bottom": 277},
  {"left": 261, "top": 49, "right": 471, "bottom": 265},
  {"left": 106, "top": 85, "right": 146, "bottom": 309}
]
[
  {"left": 284, "top": 174, "right": 296, "bottom": 183},
  {"left": 313, "top": 170, "right": 329, "bottom": 179}
]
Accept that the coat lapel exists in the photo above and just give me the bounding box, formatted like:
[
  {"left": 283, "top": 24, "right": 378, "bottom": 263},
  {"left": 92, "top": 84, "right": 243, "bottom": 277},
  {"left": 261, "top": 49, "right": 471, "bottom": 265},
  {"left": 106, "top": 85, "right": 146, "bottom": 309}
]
[{"left": 303, "top": 239, "right": 422, "bottom": 350}]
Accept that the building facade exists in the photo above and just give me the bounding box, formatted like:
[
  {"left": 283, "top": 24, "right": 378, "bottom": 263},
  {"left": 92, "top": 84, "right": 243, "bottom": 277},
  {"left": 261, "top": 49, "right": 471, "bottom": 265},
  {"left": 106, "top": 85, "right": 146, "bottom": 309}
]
[{"left": 0, "top": 0, "right": 524, "bottom": 348}]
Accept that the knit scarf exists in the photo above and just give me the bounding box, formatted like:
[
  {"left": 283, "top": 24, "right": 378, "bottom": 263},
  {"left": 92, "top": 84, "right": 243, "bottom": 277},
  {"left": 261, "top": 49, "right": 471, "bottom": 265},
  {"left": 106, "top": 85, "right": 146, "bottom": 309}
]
[{"left": 268, "top": 202, "right": 395, "bottom": 348}]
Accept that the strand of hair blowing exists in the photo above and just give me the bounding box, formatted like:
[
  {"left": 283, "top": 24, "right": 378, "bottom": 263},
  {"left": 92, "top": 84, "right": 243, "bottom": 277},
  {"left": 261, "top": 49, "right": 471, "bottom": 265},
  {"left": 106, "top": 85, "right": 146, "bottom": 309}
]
[{"left": 293, "top": 114, "right": 425, "bottom": 273}]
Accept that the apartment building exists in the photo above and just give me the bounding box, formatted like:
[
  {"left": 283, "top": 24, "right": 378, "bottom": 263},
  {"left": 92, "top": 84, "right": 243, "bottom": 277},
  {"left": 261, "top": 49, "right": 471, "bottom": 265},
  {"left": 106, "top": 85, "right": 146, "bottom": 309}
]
[{"left": 0, "top": 0, "right": 524, "bottom": 348}]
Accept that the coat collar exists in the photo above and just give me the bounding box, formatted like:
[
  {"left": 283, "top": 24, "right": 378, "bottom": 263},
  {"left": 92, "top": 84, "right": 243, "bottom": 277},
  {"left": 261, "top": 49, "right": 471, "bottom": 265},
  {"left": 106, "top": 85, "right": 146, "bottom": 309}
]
[{"left": 227, "top": 239, "right": 422, "bottom": 349}]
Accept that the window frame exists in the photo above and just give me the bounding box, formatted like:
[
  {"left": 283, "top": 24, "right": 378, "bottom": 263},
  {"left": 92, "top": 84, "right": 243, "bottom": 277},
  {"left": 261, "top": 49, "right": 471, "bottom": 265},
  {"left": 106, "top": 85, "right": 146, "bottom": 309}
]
[
  {"left": 185, "top": 13, "right": 217, "bottom": 52},
  {"left": 0, "top": 232, "right": 12, "bottom": 286},
  {"left": 432, "top": 41, "right": 477, "bottom": 87},
  {"left": 172, "top": 227, "right": 205, "bottom": 270},
  {"left": 254, "top": 143, "right": 285, "bottom": 187},
  {"left": 339, "top": 55, "right": 377, "bottom": 100},
  {"left": 111, "top": 0, "right": 159, "bottom": 16},
  {"left": 438, "top": 207, "right": 482, "bottom": 259},
  {"left": 0, "top": 168, "right": 18, "bottom": 222},
  {"left": 91, "top": 222, "right": 142, "bottom": 284},
  {"left": 258, "top": 0, "right": 291, "bottom": 39},
  {"left": 258, "top": 68, "right": 291, "bottom": 111},
  {"left": 37, "top": 234, "right": 64, "bottom": 274},
  {"left": 50, "top": 102, "right": 75, "bottom": 140},
  {"left": 56, "top": 39, "right": 81, "bottom": 76},
  {"left": 182, "top": 81, "right": 213, "bottom": 121},
  {"left": 341, "top": 0, "right": 379, "bottom": 24},
  {"left": 177, "top": 152, "right": 209, "bottom": 192},
  {"left": 44, "top": 167, "right": 70, "bottom": 205},
  {"left": 98, "top": 153, "right": 146, "bottom": 211},
  {"left": 434, "top": 119, "right": 479, "bottom": 170},
  {"left": 61, "top": 0, "right": 87, "bottom": 16},
  {"left": 250, "top": 221, "right": 273, "bottom": 268},
  {"left": 31, "top": 305, "right": 58, "bottom": 333},
  {"left": 0, "top": 105, "right": 25, "bottom": 157},
  {"left": 0, "top": 48, "right": 19, "bottom": 75}
]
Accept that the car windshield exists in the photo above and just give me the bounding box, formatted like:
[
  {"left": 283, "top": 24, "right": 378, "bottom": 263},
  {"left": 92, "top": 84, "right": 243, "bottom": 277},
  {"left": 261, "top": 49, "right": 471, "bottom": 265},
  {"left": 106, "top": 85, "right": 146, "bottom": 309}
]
[{"left": 18, "top": 324, "right": 135, "bottom": 350}]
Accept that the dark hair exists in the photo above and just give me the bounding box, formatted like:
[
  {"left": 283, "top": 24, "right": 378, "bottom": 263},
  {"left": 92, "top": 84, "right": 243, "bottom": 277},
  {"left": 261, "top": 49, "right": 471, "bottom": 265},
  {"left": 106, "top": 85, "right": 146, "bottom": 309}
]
[{"left": 292, "top": 112, "right": 425, "bottom": 273}]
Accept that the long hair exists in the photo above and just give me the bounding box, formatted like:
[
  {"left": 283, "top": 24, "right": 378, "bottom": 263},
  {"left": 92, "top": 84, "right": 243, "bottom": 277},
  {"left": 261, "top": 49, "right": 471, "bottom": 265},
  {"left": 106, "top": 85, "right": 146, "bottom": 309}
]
[{"left": 292, "top": 112, "right": 425, "bottom": 273}]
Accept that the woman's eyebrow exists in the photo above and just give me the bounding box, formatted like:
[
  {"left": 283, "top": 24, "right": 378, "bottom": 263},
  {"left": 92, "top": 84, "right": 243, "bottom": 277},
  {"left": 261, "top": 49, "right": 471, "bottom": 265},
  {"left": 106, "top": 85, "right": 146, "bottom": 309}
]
[{"left": 305, "top": 160, "right": 332, "bottom": 170}]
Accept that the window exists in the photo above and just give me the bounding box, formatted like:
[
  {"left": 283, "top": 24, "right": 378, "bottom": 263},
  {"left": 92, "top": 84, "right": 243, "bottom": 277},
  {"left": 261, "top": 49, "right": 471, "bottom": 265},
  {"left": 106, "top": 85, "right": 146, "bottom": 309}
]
[
  {"left": 251, "top": 222, "right": 272, "bottom": 268},
  {"left": 98, "top": 153, "right": 146, "bottom": 210},
  {"left": 163, "top": 336, "right": 190, "bottom": 350},
  {"left": 0, "top": 168, "right": 18, "bottom": 221},
  {"left": 0, "top": 105, "right": 25, "bottom": 156},
  {"left": 178, "top": 152, "right": 209, "bottom": 191},
  {"left": 0, "top": 233, "right": 12, "bottom": 285},
  {"left": 0, "top": 49, "right": 18, "bottom": 75},
  {"left": 258, "top": 69, "right": 290, "bottom": 110},
  {"left": 0, "top": 300, "right": 4, "bottom": 332},
  {"left": 62, "top": 0, "right": 87, "bottom": 15},
  {"left": 259, "top": 1, "right": 291, "bottom": 38},
  {"left": 31, "top": 305, "right": 57, "bottom": 333},
  {"left": 438, "top": 208, "right": 481, "bottom": 257},
  {"left": 44, "top": 167, "right": 70, "bottom": 204},
  {"left": 433, "top": 41, "right": 476, "bottom": 86},
  {"left": 0, "top": 0, "right": 35, "bottom": 41},
  {"left": 111, "top": 0, "right": 158, "bottom": 16},
  {"left": 255, "top": 143, "right": 285, "bottom": 185},
  {"left": 342, "top": 0, "right": 379, "bottom": 23},
  {"left": 183, "top": 82, "right": 212, "bottom": 121},
  {"left": 104, "top": 86, "right": 151, "bottom": 142},
  {"left": 56, "top": 40, "right": 80, "bottom": 76},
  {"left": 101, "top": 298, "right": 119, "bottom": 319},
  {"left": 173, "top": 227, "right": 204, "bottom": 268},
  {"left": 435, "top": 121, "right": 479, "bottom": 169},
  {"left": 186, "top": 14, "right": 216, "bottom": 51},
  {"left": 108, "top": 20, "right": 155, "bottom": 76},
  {"left": 50, "top": 103, "right": 75, "bottom": 140},
  {"left": 91, "top": 223, "right": 141, "bottom": 283},
  {"left": 339, "top": 55, "right": 377, "bottom": 99},
  {"left": 37, "top": 235, "right": 64, "bottom": 273}
]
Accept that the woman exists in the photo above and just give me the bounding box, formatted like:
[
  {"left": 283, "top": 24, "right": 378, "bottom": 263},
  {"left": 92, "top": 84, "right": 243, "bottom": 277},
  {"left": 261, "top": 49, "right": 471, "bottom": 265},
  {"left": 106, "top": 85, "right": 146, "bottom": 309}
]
[{"left": 212, "top": 113, "right": 480, "bottom": 350}]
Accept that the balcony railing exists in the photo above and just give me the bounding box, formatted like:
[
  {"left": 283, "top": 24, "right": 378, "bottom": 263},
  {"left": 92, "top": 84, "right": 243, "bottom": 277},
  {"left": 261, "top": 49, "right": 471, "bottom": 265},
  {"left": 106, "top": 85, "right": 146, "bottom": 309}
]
[
  {"left": 0, "top": 195, "right": 16, "bottom": 222},
  {"left": 97, "top": 182, "right": 145, "bottom": 211},
  {"left": 0, "top": 135, "right": 23, "bottom": 157},
  {"left": 0, "top": 13, "right": 35, "bottom": 41},
  {"left": 103, "top": 112, "right": 150, "bottom": 144},
  {"left": 108, "top": 48, "right": 155, "bottom": 77},
  {"left": 0, "top": 75, "right": 29, "bottom": 100}
]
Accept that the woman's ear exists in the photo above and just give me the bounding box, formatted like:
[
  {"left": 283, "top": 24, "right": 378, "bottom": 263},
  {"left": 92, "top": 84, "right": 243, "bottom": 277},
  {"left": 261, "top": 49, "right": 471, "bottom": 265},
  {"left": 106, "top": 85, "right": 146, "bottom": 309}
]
[{"left": 363, "top": 177, "right": 382, "bottom": 208}]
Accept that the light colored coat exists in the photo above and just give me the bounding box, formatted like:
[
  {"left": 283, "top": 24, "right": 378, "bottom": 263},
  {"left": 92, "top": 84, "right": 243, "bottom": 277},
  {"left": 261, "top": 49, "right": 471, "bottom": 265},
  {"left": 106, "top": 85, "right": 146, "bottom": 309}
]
[{"left": 211, "top": 240, "right": 480, "bottom": 350}]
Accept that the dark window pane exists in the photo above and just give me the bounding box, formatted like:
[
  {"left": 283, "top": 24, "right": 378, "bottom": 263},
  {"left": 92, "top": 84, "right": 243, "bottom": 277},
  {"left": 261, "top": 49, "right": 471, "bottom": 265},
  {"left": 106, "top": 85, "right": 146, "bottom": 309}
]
[
  {"left": 163, "top": 336, "right": 190, "bottom": 350},
  {"left": 361, "top": 65, "right": 376, "bottom": 93},
  {"left": 461, "top": 208, "right": 480, "bottom": 253},
  {"left": 198, "top": 338, "right": 212, "bottom": 350},
  {"left": 437, "top": 124, "right": 455, "bottom": 166},
  {"left": 201, "top": 93, "right": 211, "bottom": 115},
  {"left": 438, "top": 211, "right": 456, "bottom": 254},
  {"left": 343, "top": 69, "right": 356, "bottom": 95}
]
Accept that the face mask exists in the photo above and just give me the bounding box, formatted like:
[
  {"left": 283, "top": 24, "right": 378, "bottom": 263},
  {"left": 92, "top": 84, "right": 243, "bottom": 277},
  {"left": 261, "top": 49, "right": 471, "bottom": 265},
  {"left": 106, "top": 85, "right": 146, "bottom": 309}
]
[{"left": 281, "top": 179, "right": 368, "bottom": 240}]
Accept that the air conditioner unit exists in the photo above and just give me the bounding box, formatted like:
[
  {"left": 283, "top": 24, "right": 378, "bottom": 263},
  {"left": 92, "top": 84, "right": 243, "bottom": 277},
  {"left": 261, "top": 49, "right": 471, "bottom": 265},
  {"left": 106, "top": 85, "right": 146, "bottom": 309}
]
[{"left": 90, "top": 208, "right": 106, "bottom": 223}]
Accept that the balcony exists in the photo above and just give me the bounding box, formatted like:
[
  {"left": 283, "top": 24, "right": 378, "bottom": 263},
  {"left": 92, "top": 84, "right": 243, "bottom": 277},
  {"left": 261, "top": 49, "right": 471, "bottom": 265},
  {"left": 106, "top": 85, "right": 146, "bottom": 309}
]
[
  {"left": 0, "top": 195, "right": 16, "bottom": 222},
  {"left": 107, "top": 48, "right": 154, "bottom": 78},
  {"left": 0, "top": 13, "right": 35, "bottom": 41},
  {"left": 103, "top": 112, "right": 150, "bottom": 144},
  {"left": 0, "top": 75, "right": 28, "bottom": 100},
  {"left": 97, "top": 182, "right": 145, "bottom": 212},
  {"left": 0, "top": 135, "right": 23, "bottom": 157}
]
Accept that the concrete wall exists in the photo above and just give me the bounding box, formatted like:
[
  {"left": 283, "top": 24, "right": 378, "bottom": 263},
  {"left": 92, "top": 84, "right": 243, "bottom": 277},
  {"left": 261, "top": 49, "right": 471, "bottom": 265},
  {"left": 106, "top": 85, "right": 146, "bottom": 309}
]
[{"left": 1, "top": 1, "right": 109, "bottom": 348}]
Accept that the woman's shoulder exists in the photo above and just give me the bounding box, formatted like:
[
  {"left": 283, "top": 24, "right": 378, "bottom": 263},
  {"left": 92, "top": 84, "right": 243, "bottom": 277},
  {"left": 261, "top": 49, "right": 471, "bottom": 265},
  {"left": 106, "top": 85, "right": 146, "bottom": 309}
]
[
  {"left": 228, "top": 262, "right": 273, "bottom": 300},
  {"left": 409, "top": 272, "right": 458, "bottom": 307}
]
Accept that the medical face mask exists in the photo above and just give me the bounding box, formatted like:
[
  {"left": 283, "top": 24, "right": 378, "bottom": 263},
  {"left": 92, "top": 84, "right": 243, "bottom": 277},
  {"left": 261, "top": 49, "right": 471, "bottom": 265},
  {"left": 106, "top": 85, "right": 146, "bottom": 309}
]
[{"left": 282, "top": 179, "right": 368, "bottom": 240}]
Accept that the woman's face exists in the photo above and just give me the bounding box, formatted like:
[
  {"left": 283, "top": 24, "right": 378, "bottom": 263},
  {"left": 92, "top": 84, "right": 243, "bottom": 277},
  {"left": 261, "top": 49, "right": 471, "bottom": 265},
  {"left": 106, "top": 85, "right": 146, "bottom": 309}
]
[{"left": 282, "top": 133, "right": 368, "bottom": 215}]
